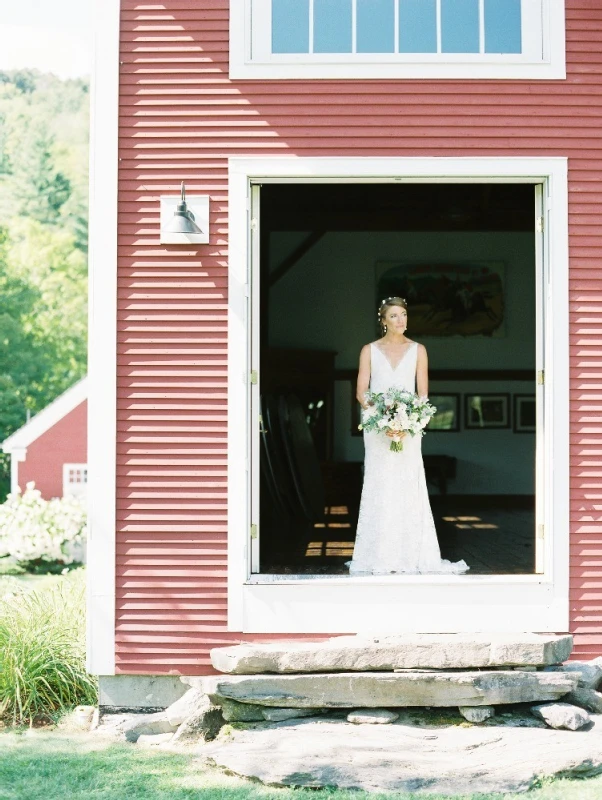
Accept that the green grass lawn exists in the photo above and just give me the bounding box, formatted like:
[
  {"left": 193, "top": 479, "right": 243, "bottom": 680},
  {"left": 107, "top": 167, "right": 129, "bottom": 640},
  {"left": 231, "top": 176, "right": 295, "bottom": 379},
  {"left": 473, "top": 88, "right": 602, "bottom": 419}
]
[
  {"left": 1, "top": 730, "right": 602, "bottom": 800},
  {"left": 0, "top": 573, "right": 65, "bottom": 595}
]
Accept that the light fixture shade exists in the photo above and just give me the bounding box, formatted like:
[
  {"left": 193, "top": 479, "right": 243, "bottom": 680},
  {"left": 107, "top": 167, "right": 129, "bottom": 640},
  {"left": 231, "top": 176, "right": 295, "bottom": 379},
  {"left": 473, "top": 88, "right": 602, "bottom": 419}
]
[
  {"left": 165, "top": 182, "right": 204, "bottom": 234},
  {"left": 160, "top": 182, "right": 210, "bottom": 244},
  {"left": 165, "top": 212, "right": 203, "bottom": 235}
]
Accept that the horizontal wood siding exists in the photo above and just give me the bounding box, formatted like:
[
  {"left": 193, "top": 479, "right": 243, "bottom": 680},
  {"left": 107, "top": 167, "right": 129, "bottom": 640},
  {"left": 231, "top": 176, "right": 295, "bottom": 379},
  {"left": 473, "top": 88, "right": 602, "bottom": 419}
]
[{"left": 116, "top": 0, "right": 601, "bottom": 674}]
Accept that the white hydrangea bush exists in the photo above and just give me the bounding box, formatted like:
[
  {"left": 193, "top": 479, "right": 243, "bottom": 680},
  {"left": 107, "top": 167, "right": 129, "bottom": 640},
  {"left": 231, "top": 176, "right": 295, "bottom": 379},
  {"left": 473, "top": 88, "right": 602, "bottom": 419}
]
[{"left": 0, "top": 482, "right": 87, "bottom": 565}]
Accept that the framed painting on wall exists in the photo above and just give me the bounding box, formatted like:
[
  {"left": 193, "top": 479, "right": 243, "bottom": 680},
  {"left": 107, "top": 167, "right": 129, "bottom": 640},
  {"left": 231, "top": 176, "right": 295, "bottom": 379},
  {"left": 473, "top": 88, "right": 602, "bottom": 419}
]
[
  {"left": 465, "top": 393, "right": 511, "bottom": 429},
  {"left": 375, "top": 261, "right": 505, "bottom": 338},
  {"left": 514, "top": 394, "right": 536, "bottom": 433}
]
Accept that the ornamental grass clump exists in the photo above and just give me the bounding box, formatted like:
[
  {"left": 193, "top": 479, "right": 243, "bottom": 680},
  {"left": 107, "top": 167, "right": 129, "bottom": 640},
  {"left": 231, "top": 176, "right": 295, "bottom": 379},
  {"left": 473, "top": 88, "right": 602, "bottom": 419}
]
[
  {"left": 0, "top": 482, "right": 86, "bottom": 569},
  {"left": 0, "top": 570, "right": 97, "bottom": 725}
]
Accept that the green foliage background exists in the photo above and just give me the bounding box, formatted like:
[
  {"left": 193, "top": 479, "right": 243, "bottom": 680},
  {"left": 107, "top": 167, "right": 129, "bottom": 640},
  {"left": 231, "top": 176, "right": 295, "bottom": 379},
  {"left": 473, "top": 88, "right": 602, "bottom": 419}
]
[{"left": 0, "top": 70, "right": 89, "bottom": 499}]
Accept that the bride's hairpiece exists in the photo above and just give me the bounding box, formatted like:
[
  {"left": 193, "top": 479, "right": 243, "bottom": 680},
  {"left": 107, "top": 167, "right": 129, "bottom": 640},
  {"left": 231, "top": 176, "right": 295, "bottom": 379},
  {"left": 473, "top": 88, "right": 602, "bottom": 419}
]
[{"left": 379, "top": 296, "right": 406, "bottom": 307}]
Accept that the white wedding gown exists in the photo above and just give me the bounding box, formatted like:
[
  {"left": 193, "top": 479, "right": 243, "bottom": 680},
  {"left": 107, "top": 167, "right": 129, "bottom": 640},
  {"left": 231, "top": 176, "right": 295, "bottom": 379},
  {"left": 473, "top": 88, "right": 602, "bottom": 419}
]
[{"left": 347, "top": 342, "right": 470, "bottom": 576}]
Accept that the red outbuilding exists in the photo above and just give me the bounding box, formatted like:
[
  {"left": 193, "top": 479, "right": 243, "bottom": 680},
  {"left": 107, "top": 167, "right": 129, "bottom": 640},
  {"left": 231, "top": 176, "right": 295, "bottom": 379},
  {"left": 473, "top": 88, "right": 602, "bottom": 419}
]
[
  {"left": 2, "top": 378, "right": 87, "bottom": 500},
  {"left": 87, "top": 0, "right": 601, "bottom": 707}
]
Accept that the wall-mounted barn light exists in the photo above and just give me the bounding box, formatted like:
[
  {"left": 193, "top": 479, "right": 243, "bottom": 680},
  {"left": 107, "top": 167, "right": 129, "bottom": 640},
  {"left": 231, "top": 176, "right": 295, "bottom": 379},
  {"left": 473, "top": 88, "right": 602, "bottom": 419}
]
[{"left": 160, "top": 182, "right": 210, "bottom": 244}]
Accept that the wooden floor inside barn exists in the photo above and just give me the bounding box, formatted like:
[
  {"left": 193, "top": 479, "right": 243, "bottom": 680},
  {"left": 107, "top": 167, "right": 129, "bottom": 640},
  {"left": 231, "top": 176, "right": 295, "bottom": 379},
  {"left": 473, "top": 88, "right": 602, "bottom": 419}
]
[{"left": 262, "top": 498, "right": 535, "bottom": 576}]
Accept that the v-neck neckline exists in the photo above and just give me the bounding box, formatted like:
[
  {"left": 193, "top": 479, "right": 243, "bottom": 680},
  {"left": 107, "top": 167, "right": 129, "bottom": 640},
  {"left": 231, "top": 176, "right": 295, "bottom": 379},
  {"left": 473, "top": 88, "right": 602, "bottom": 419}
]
[{"left": 372, "top": 341, "right": 415, "bottom": 372}]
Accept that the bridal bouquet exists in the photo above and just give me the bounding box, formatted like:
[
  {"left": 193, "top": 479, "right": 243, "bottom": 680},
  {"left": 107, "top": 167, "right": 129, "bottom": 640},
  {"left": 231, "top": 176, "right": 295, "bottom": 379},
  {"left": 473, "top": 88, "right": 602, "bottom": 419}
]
[{"left": 358, "top": 389, "right": 437, "bottom": 452}]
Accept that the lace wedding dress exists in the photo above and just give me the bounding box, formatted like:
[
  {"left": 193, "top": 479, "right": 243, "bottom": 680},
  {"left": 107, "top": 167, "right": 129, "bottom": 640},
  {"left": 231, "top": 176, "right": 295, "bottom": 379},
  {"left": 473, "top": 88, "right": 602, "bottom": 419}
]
[{"left": 347, "top": 342, "right": 469, "bottom": 576}]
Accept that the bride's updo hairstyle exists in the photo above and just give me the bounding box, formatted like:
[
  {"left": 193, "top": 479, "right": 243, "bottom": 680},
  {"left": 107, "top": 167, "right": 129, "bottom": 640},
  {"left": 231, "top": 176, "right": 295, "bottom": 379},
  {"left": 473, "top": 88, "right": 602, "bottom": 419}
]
[{"left": 378, "top": 296, "right": 408, "bottom": 335}]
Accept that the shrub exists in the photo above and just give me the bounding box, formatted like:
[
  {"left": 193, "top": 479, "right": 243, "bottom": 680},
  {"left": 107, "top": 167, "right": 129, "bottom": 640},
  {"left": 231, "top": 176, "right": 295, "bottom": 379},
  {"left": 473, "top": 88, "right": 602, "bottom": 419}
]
[
  {"left": 0, "top": 569, "right": 97, "bottom": 724},
  {"left": 0, "top": 482, "right": 86, "bottom": 568}
]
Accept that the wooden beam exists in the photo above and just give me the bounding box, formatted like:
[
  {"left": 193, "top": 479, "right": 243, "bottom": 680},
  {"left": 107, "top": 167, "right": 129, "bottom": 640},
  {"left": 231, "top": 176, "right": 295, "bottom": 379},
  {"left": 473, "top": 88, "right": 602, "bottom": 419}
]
[{"left": 269, "top": 231, "right": 326, "bottom": 287}]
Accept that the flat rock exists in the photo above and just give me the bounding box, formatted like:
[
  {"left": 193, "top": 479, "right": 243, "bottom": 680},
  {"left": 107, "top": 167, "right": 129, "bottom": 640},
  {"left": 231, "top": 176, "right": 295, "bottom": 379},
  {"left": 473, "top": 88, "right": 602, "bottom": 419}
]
[
  {"left": 530, "top": 702, "right": 590, "bottom": 731},
  {"left": 209, "top": 633, "right": 573, "bottom": 674},
  {"left": 219, "top": 698, "right": 265, "bottom": 722},
  {"left": 459, "top": 706, "right": 495, "bottom": 723},
  {"left": 544, "top": 661, "right": 602, "bottom": 689},
  {"left": 347, "top": 709, "right": 399, "bottom": 724},
  {"left": 198, "top": 670, "right": 577, "bottom": 708},
  {"left": 200, "top": 713, "right": 602, "bottom": 794}
]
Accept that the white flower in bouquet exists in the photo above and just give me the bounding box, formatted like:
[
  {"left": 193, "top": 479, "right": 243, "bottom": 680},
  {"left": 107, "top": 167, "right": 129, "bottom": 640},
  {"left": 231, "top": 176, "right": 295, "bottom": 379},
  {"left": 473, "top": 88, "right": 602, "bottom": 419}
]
[{"left": 358, "top": 388, "right": 437, "bottom": 452}]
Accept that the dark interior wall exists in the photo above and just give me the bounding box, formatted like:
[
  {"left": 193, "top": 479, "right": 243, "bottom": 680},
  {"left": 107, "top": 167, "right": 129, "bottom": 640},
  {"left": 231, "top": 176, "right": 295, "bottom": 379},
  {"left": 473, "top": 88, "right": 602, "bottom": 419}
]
[{"left": 267, "top": 230, "right": 535, "bottom": 495}]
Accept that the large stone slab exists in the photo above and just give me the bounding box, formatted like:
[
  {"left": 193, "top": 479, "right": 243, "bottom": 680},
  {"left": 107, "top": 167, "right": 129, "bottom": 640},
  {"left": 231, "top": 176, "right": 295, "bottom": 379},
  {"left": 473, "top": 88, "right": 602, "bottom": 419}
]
[
  {"left": 210, "top": 633, "right": 572, "bottom": 674},
  {"left": 196, "top": 670, "right": 577, "bottom": 708},
  {"left": 200, "top": 713, "right": 602, "bottom": 794}
]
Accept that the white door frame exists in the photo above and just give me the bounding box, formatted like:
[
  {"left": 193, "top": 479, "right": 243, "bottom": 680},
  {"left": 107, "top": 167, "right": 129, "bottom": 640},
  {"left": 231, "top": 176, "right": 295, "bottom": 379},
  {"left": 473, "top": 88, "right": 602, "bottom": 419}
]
[{"left": 228, "top": 156, "right": 569, "bottom": 634}]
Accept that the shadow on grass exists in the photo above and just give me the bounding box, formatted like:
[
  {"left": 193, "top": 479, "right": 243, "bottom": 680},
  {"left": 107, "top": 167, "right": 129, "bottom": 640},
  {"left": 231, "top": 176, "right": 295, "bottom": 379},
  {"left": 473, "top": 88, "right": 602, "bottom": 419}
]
[{"left": 1, "top": 731, "right": 602, "bottom": 800}]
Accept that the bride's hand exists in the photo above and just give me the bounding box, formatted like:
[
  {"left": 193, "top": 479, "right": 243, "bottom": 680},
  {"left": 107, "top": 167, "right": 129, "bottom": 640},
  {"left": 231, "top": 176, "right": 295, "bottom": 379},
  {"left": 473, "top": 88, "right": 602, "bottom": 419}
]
[{"left": 386, "top": 430, "right": 407, "bottom": 439}]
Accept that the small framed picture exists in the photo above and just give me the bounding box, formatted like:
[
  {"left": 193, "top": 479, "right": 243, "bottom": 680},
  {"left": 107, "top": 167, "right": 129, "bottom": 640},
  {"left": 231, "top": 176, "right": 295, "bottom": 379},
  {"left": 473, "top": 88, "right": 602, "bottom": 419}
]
[
  {"left": 465, "top": 393, "right": 511, "bottom": 429},
  {"left": 514, "top": 394, "right": 536, "bottom": 433},
  {"left": 428, "top": 393, "right": 460, "bottom": 432}
]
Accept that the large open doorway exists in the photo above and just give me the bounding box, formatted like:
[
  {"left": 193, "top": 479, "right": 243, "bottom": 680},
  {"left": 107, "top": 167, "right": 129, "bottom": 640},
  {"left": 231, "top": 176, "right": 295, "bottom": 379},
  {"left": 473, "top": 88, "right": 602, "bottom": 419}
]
[{"left": 255, "top": 182, "right": 540, "bottom": 577}]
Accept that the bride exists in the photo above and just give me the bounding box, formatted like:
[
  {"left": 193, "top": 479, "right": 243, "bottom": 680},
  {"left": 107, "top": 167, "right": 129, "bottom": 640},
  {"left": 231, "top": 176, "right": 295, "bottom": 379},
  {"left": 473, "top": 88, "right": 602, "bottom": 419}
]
[{"left": 347, "top": 296, "right": 469, "bottom": 576}]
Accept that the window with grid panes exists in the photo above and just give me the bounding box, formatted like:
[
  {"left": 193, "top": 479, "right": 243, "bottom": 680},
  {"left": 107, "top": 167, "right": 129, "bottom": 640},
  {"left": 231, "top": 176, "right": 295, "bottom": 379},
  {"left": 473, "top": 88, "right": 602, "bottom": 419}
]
[{"left": 232, "top": 0, "right": 565, "bottom": 80}]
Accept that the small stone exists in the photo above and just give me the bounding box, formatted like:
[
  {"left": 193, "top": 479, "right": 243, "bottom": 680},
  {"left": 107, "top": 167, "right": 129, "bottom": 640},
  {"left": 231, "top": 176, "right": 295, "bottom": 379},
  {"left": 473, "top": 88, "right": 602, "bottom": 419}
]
[
  {"left": 513, "top": 666, "right": 537, "bottom": 672},
  {"left": 261, "top": 708, "right": 321, "bottom": 722},
  {"left": 563, "top": 688, "right": 602, "bottom": 713},
  {"left": 458, "top": 706, "right": 495, "bottom": 723},
  {"left": 219, "top": 698, "right": 266, "bottom": 722},
  {"left": 530, "top": 703, "right": 590, "bottom": 731},
  {"left": 172, "top": 696, "right": 224, "bottom": 744},
  {"left": 122, "top": 712, "right": 177, "bottom": 743},
  {"left": 543, "top": 661, "right": 602, "bottom": 690},
  {"left": 137, "top": 732, "right": 174, "bottom": 746},
  {"left": 347, "top": 709, "right": 399, "bottom": 724},
  {"left": 165, "top": 688, "right": 205, "bottom": 727}
]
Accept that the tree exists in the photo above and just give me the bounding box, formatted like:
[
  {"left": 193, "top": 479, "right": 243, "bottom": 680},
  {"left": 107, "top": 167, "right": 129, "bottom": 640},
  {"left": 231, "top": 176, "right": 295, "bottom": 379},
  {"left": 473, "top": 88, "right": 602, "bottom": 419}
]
[{"left": 0, "top": 71, "right": 89, "bottom": 500}]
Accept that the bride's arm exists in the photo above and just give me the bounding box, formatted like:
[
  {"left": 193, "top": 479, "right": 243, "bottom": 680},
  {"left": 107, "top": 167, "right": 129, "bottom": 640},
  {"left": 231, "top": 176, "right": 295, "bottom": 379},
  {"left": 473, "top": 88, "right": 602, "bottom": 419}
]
[
  {"left": 416, "top": 343, "right": 429, "bottom": 399},
  {"left": 356, "top": 344, "right": 371, "bottom": 408}
]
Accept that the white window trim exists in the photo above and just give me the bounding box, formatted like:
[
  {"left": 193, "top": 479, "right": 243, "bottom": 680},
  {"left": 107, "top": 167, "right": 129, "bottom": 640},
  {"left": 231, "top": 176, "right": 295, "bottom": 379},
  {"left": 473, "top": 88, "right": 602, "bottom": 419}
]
[
  {"left": 230, "top": 0, "right": 566, "bottom": 80},
  {"left": 228, "top": 155, "right": 569, "bottom": 634},
  {"left": 86, "top": 0, "right": 120, "bottom": 676}
]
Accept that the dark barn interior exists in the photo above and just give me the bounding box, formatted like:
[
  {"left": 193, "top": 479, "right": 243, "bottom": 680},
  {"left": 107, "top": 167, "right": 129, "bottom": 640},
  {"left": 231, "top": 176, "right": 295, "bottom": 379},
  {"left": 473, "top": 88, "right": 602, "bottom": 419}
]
[{"left": 257, "top": 183, "right": 537, "bottom": 575}]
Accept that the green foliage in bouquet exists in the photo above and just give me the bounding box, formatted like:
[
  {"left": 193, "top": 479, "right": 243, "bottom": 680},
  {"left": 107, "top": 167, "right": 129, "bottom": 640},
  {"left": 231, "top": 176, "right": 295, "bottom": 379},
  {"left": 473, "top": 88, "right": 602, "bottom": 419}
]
[{"left": 359, "top": 389, "right": 437, "bottom": 452}]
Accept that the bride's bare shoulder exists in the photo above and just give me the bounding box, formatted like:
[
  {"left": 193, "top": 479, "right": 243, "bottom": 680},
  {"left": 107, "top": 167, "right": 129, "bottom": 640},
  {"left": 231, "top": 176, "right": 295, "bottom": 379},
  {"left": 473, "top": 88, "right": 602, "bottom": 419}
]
[
  {"left": 359, "top": 342, "right": 376, "bottom": 362},
  {"left": 411, "top": 340, "right": 428, "bottom": 358}
]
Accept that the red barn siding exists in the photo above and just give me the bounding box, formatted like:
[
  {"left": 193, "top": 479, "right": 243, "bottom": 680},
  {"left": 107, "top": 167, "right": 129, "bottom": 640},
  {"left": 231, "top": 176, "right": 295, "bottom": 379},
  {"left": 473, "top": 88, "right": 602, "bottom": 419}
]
[
  {"left": 116, "top": 0, "right": 602, "bottom": 674},
  {"left": 19, "top": 401, "right": 87, "bottom": 500}
]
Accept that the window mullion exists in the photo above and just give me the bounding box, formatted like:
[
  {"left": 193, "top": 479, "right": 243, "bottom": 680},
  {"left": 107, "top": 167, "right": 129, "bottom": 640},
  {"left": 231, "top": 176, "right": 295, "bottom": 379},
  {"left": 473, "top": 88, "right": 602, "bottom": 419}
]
[
  {"left": 479, "top": 0, "right": 485, "bottom": 54},
  {"left": 436, "top": 0, "right": 442, "bottom": 54}
]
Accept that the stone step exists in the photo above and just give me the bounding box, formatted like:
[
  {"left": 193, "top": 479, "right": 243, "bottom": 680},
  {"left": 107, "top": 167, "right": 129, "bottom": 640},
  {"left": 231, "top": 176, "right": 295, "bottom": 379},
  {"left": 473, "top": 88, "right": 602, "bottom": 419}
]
[
  {"left": 210, "top": 633, "right": 573, "bottom": 674},
  {"left": 190, "top": 669, "right": 578, "bottom": 708}
]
